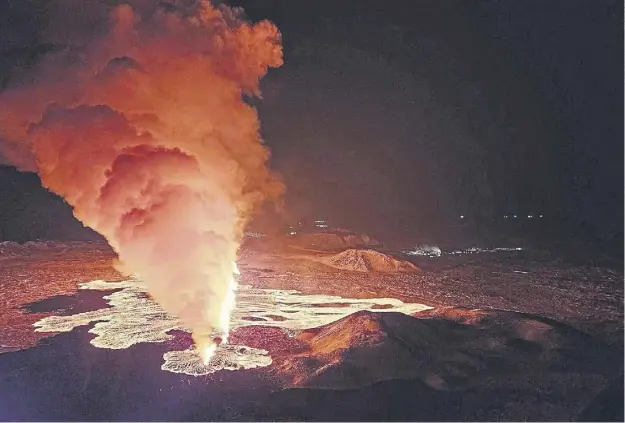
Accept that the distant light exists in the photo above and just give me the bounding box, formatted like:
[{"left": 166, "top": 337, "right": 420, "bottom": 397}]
[
  {"left": 504, "top": 215, "right": 509, "bottom": 219},
  {"left": 513, "top": 215, "right": 517, "bottom": 219},
  {"left": 316, "top": 224, "right": 328, "bottom": 228},
  {"left": 460, "top": 215, "right": 465, "bottom": 219},
  {"left": 289, "top": 231, "right": 297, "bottom": 235},
  {"left": 527, "top": 215, "right": 533, "bottom": 219},
  {"left": 539, "top": 214, "right": 544, "bottom": 218}
]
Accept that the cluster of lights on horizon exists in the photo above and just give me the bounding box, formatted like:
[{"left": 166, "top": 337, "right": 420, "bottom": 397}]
[
  {"left": 314, "top": 219, "right": 329, "bottom": 228},
  {"left": 459, "top": 215, "right": 545, "bottom": 219},
  {"left": 287, "top": 218, "right": 330, "bottom": 235},
  {"left": 502, "top": 214, "right": 544, "bottom": 219}
]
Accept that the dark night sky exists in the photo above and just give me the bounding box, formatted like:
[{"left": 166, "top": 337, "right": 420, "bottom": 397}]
[{"left": 0, "top": 0, "right": 623, "bottom": 244}]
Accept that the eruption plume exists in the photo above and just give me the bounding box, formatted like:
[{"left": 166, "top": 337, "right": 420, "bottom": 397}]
[{"left": 0, "top": 0, "right": 283, "bottom": 362}]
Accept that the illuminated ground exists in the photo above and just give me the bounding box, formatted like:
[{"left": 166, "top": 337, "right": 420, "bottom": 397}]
[
  {"left": 33, "top": 278, "right": 430, "bottom": 376},
  {"left": 0, "top": 240, "right": 622, "bottom": 421}
]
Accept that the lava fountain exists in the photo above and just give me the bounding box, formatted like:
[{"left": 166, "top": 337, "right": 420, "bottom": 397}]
[
  {"left": 0, "top": 1, "right": 283, "bottom": 362},
  {"left": 197, "top": 260, "right": 240, "bottom": 364}
]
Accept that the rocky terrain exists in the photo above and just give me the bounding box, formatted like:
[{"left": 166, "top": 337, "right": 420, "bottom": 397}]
[
  {"left": 276, "top": 307, "right": 619, "bottom": 387},
  {"left": 0, "top": 237, "right": 622, "bottom": 421},
  {"left": 318, "top": 248, "right": 418, "bottom": 273},
  {"left": 268, "top": 307, "right": 622, "bottom": 420},
  {"left": 286, "top": 230, "right": 382, "bottom": 251}
]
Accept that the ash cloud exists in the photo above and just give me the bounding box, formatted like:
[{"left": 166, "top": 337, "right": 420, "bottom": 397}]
[{"left": 0, "top": 0, "right": 283, "bottom": 351}]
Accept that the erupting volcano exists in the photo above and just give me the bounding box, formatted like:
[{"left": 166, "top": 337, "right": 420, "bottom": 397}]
[
  {"left": 0, "top": 0, "right": 283, "bottom": 362},
  {"left": 0, "top": 1, "right": 621, "bottom": 421}
]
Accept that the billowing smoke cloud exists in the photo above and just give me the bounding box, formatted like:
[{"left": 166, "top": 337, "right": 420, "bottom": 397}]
[{"left": 0, "top": 0, "right": 283, "bottom": 358}]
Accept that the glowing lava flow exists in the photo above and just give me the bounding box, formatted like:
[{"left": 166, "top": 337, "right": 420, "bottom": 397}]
[
  {"left": 34, "top": 277, "right": 432, "bottom": 376},
  {"left": 201, "top": 261, "right": 241, "bottom": 365}
]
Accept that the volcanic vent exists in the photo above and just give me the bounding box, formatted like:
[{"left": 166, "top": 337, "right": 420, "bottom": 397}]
[{"left": 0, "top": 0, "right": 284, "bottom": 361}]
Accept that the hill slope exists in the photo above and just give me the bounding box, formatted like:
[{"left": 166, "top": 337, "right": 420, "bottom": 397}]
[
  {"left": 320, "top": 248, "right": 418, "bottom": 272},
  {"left": 288, "top": 231, "right": 382, "bottom": 251},
  {"left": 272, "top": 308, "right": 621, "bottom": 420}
]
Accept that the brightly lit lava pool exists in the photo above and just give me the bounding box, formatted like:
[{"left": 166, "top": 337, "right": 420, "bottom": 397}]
[{"left": 34, "top": 278, "right": 431, "bottom": 376}]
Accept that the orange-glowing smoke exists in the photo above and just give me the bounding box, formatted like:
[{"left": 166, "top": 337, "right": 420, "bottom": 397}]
[{"left": 0, "top": 1, "right": 283, "bottom": 361}]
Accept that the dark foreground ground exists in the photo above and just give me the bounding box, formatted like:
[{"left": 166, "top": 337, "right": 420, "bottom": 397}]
[
  {"left": 0, "top": 310, "right": 622, "bottom": 422},
  {"left": 0, "top": 307, "right": 622, "bottom": 422},
  {"left": 0, "top": 240, "right": 622, "bottom": 421}
]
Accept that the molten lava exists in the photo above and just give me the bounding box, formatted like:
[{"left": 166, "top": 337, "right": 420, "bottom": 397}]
[
  {"left": 202, "top": 342, "right": 218, "bottom": 366},
  {"left": 0, "top": 1, "right": 283, "bottom": 362},
  {"left": 198, "top": 261, "right": 238, "bottom": 365}
]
